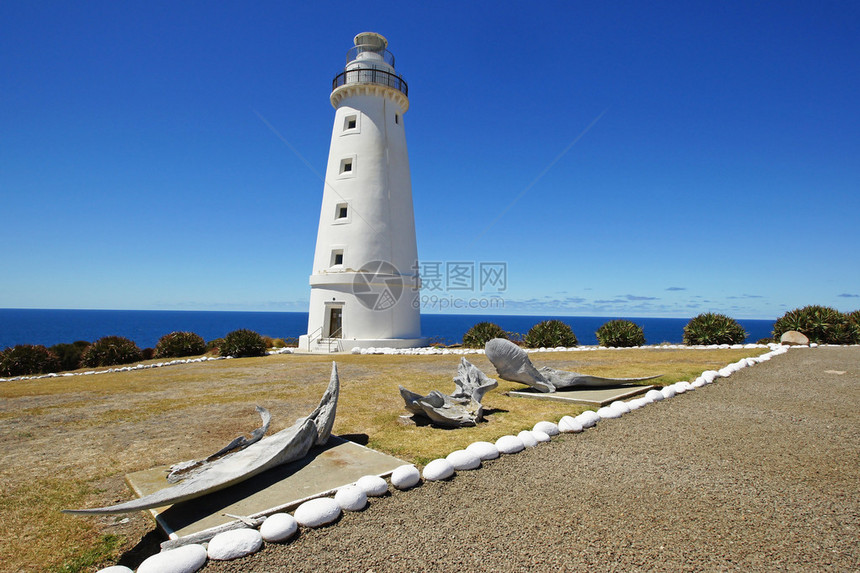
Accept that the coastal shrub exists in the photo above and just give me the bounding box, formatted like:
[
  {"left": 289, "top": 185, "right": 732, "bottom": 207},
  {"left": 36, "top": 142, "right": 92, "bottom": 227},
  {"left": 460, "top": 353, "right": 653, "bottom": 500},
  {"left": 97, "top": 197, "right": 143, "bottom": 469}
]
[
  {"left": 462, "top": 322, "right": 507, "bottom": 348},
  {"left": 595, "top": 319, "right": 646, "bottom": 347},
  {"left": 772, "top": 305, "right": 860, "bottom": 345},
  {"left": 524, "top": 320, "right": 578, "bottom": 348},
  {"left": 49, "top": 341, "right": 91, "bottom": 372},
  {"left": 683, "top": 313, "right": 746, "bottom": 345},
  {"left": 81, "top": 336, "right": 143, "bottom": 367},
  {"left": 219, "top": 329, "right": 268, "bottom": 358},
  {"left": 155, "top": 331, "right": 206, "bottom": 358},
  {"left": 0, "top": 345, "right": 61, "bottom": 377}
]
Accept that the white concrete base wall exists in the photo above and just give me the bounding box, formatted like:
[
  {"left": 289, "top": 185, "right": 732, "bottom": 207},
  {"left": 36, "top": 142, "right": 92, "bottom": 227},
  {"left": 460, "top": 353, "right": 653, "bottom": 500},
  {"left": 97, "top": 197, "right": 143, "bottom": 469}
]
[{"left": 301, "top": 278, "right": 422, "bottom": 352}]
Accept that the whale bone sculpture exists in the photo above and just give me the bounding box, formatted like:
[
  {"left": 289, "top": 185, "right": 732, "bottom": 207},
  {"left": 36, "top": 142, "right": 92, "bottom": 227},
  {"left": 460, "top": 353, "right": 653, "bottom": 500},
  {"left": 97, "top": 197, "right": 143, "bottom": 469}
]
[
  {"left": 484, "top": 338, "right": 661, "bottom": 393},
  {"left": 64, "top": 362, "right": 340, "bottom": 515},
  {"left": 399, "top": 357, "right": 498, "bottom": 427},
  {"left": 166, "top": 405, "right": 273, "bottom": 483}
]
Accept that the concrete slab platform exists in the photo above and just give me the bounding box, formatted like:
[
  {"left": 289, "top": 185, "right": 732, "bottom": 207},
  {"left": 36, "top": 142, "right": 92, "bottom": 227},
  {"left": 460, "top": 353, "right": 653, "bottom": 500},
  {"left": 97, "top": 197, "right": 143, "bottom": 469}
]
[
  {"left": 508, "top": 384, "right": 658, "bottom": 407},
  {"left": 125, "top": 436, "right": 406, "bottom": 539}
]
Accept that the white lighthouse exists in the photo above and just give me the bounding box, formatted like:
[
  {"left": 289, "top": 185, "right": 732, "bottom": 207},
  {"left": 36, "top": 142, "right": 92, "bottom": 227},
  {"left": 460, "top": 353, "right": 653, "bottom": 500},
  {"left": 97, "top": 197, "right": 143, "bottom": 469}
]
[{"left": 299, "top": 32, "right": 425, "bottom": 352}]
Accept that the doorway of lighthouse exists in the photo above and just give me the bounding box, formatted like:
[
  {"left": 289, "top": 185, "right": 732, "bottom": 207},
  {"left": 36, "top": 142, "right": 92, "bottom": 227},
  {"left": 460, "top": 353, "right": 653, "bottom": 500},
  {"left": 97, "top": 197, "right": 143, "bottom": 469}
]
[{"left": 327, "top": 306, "right": 343, "bottom": 338}]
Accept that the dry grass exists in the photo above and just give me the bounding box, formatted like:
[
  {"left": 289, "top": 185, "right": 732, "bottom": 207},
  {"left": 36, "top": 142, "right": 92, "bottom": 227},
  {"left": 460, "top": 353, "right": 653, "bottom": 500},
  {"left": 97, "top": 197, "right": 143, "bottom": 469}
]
[{"left": 0, "top": 347, "right": 764, "bottom": 573}]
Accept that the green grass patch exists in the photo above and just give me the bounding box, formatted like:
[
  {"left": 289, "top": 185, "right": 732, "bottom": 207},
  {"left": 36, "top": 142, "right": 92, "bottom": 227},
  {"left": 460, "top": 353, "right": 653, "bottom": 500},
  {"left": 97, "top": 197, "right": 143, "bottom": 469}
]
[{"left": 50, "top": 534, "right": 124, "bottom": 573}]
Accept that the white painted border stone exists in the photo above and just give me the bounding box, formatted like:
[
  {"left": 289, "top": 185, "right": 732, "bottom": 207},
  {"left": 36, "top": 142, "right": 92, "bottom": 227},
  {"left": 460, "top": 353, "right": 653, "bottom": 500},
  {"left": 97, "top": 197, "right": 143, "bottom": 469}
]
[
  {"left": 517, "top": 430, "right": 539, "bottom": 448},
  {"left": 335, "top": 485, "right": 368, "bottom": 511},
  {"left": 390, "top": 464, "right": 421, "bottom": 489},
  {"left": 558, "top": 415, "right": 583, "bottom": 433},
  {"left": 207, "top": 528, "right": 263, "bottom": 561},
  {"left": 496, "top": 435, "right": 525, "bottom": 454},
  {"left": 259, "top": 513, "right": 298, "bottom": 543},
  {"left": 355, "top": 475, "right": 389, "bottom": 497},
  {"left": 294, "top": 497, "right": 341, "bottom": 528},
  {"left": 533, "top": 421, "right": 560, "bottom": 436},
  {"left": 423, "top": 458, "right": 455, "bottom": 481},
  {"left": 466, "top": 441, "right": 500, "bottom": 460},
  {"left": 137, "top": 544, "right": 207, "bottom": 573},
  {"left": 446, "top": 449, "right": 482, "bottom": 470}
]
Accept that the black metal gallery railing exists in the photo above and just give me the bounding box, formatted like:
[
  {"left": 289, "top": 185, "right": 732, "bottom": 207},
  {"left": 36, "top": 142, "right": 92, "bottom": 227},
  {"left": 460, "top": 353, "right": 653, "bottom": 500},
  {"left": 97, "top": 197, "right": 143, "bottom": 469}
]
[{"left": 332, "top": 68, "right": 408, "bottom": 97}]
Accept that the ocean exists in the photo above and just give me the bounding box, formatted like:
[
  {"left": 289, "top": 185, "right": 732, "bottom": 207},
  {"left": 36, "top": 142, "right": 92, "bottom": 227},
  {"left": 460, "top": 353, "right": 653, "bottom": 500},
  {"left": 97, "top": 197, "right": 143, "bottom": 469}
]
[{"left": 0, "top": 309, "right": 776, "bottom": 349}]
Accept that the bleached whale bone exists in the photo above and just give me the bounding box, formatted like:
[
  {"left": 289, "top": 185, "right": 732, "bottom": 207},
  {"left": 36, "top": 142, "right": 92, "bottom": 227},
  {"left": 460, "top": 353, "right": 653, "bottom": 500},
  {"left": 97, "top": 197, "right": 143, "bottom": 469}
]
[
  {"left": 64, "top": 362, "right": 340, "bottom": 515},
  {"left": 399, "top": 357, "right": 498, "bottom": 427},
  {"left": 484, "top": 338, "right": 661, "bottom": 393}
]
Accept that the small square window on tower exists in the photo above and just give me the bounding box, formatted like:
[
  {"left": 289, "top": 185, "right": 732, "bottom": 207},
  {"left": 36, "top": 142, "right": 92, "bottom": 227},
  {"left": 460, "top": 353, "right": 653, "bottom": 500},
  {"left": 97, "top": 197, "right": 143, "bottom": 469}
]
[
  {"left": 344, "top": 114, "right": 357, "bottom": 131},
  {"left": 339, "top": 157, "right": 353, "bottom": 174},
  {"left": 331, "top": 249, "right": 344, "bottom": 267},
  {"left": 335, "top": 203, "right": 348, "bottom": 220}
]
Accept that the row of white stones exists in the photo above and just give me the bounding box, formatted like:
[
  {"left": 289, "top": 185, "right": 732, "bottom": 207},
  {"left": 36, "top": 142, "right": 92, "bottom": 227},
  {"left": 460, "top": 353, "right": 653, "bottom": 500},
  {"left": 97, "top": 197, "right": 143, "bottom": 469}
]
[
  {"left": 0, "top": 347, "right": 298, "bottom": 383},
  {"left": 0, "top": 355, "right": 226, "bottom": 383},
  {"left": 97, "top": 344, "right": 797, "bottom": 573},
  {"left": 351, "top": 342, "right": 777, "bottom": 355},
  {"left": 0, "top": 342, "right": 775, "bottom": 383}
]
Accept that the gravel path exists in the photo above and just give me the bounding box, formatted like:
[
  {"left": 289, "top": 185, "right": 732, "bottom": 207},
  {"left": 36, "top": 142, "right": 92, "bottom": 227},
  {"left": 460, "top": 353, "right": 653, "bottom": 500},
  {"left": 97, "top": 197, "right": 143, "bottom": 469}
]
[{"left": 205, "top": 347, "right": 859, "bottom": 572}]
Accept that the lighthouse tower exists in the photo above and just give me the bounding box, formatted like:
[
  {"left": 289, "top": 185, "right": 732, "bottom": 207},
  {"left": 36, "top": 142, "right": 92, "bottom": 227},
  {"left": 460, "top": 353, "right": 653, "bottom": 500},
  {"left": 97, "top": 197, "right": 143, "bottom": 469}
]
[{"left": 299, "top": 32, "right": 424, "bottom": 352}]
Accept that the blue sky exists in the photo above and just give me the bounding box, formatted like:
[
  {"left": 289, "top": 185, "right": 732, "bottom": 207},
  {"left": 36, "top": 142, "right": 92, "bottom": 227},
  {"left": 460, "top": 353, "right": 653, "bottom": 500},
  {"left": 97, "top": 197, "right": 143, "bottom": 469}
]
[{"left": 2, "top": 1, "right": 858, "bottom": 320}]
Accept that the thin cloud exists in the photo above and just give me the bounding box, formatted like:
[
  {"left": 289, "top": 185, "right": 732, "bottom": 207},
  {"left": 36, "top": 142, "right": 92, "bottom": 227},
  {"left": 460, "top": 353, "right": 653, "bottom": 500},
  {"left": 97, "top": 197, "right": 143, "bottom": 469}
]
[
  {"left": 624, "top": 294, "right": 659, "bottom": 301},
  {"left": 838, "top": 293, "right": 860, "bottom": 298},
  {"left": 665, "top": 286, "right": 686, "bottom": 291}
]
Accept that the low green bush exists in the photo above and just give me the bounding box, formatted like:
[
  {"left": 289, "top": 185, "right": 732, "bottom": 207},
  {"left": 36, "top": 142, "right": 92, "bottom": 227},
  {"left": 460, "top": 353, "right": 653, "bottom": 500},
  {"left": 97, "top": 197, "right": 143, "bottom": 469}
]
[
  {"left": 772, "top": 305, "right": 860, "bottom": 344},
  {"left": 683, "top": 313, "right": 747, "bottom": 345},
  {"left": 81, "top": 336, "right": 143, "bottom": 367},
  {"left": 155, "top": 331, "right": 206, "bottom": 358},
  {"left": 0, "top": 345, "right": 61, "bottom": 377},
  {"left": 524, "top": 320, "right": 578, "bottom": 348},
  {"left": 595, "top": 319, "right": 646, "bottom": 347},
  {"left": 49, "top": 341, "right": 91, "bottom": 372},
  {"left": 462, "top": 322, "right": 508, "bottom": 348},
  {"left": 220, "top": 329, "right": 268, "bottom": 358}
]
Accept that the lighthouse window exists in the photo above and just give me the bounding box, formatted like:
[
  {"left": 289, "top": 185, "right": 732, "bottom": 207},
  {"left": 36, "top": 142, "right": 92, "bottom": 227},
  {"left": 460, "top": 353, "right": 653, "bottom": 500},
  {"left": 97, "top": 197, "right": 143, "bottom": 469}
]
[
  {"left": 331, "top": 249, "right": 344, "bottom": 267},
  {"left": 335, "top": 203, "right": 348, "bottom": 220},
  {"left": 395, "top": 113, "right": 400, "bottom": 124},
  {"left": 339, "top": 158, "right": 353, "bottom": 174},
  {"left": 344, "top": 114, "right": 357, "bottom": 131}
]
